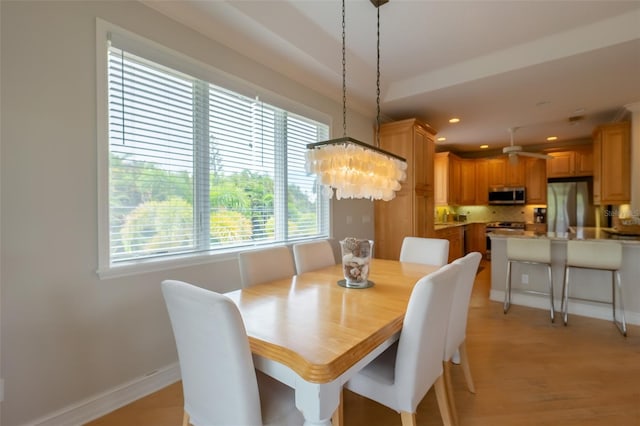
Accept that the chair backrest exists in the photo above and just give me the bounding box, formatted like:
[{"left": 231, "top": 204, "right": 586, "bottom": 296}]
[
  {"left": 292, "top": 240, "right": 336, "bottom": 274},
  {"left": 507, "top": 237, "right": 550, "bottom": 264},
  {"left": 567, "top": 240, "right": 622, "bottom": 270},
  {"left": 238, "top": 246, "right": 295, "bottom": 288},
  {"left": 399, "top": 237, "right": 450, "bottom": 266},
  {"left": 161, "top": 280, "right": 263, "bottom": 426},
  {"left": 444, "top": 252, "right": 482, "bottom": 361},
  {"left": 394, "top": 262, "right": 460, "bottom": 412}
]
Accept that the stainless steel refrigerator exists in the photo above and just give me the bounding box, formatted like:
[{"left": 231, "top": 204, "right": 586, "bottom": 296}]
[{"left": 547, "top": 179, "right": 596, "bottom": 233}]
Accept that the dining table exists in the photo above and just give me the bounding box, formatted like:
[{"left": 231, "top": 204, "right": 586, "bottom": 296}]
[{"left": 224, "top": 257, "right": 440, "bottom": 426}]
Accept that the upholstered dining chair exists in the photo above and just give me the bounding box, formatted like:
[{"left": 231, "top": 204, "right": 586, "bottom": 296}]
[
  {"left": 292, "top": 240, "right": 336, "bottom": 274},
  {"left": 399, "top": 236, "right": 450, "bottom": 266},
  {"left": 161, "top": 280, "right": 303, "bottom": 426},
  {"left": 238, "top": 246, "right": 296, "bottom": 288},
  {"left": 343, "top": 262, "right": 461, "bottom": 426},
  {"left": 443, "top": 251, "right": 482, "bottom": 425}
]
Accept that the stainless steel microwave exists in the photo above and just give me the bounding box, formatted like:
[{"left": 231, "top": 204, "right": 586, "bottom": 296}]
[{"left": 488, "top": 186, "right": 526, "bottom": 205}]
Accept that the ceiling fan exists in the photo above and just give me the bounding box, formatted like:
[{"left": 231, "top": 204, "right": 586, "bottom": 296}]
[{"left": 502, "top": 127, "right": 551, "bottom": 163}]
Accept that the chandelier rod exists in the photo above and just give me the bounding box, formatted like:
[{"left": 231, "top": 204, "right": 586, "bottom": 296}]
[
  {"left": 342, "top": 0, "right": 347, "bottom": 137},
  {"left": 376, "top": 3, "right": 381, "bottom": 148}
]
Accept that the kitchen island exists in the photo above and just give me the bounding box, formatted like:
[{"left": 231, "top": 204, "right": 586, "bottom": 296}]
[{"left": 489, "top": 228, "right": 640, "bottom": 326}]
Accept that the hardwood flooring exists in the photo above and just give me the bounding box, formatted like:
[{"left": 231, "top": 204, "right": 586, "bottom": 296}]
[{"left": 86, "top": 260, "right": 640, "bottom": 426}]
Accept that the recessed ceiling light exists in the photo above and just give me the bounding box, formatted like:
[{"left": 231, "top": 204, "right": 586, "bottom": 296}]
[
  {"left": 480, "top": 144, "right": 489, "bottom": 149},
  {"left": 448, "top": 117, "right": 460, "bottom": 124},
  {"left": 437, "top": 137, "right": 447, "bottom": 142},
  {"left": 546, "top": 136, "right": 558, "bottom": 141}
]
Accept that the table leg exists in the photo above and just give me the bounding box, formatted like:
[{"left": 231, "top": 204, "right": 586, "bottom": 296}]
[{"left": 295, "top": 380, "right": 341, "bottom": 426}]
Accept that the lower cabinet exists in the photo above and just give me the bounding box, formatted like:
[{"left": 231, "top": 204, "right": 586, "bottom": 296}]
[
  {"left": 465, "top": 223, "right": 487, "bottom": 256},
  {"left": 525, "top": 223, "right": 547, "bottom": 233},
  {"left": 435, "top": 226, "right": 464, "bottom": 263}
]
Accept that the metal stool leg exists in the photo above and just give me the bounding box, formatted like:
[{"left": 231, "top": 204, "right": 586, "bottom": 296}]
[
  {"left": 504, "top": 260, "right": 512, "bottom": 314},
  {"left": 561, "top": 265, "right": 570, "bottom": 325},
  {"left": 547, "top": 264, "right": 554, "bottom": 323},
  {"left": 612, "top": 270, "right": 627, "bottom": 336}
]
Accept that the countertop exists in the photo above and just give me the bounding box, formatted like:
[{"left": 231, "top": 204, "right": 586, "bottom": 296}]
[
  {"left": 488, "top": 226, "right": 640, "bottom": 244},
  {"left": 434, "top": 221, "right": 485, "bottom": 231}
]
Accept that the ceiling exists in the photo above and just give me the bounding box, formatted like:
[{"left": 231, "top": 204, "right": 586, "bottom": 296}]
[{"left": 142, "top": 0, "right": 640, "bottom": 152}]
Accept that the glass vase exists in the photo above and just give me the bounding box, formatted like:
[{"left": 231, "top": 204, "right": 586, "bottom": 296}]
[{"left": 339, "top": 238, "right": 374, "bottom": 288}]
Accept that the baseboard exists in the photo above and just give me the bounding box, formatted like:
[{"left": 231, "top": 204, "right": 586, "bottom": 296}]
[
  {"left": 490, "top": 289, "right": 640, "bottom": 325},
  {"left": 24, "top": 363, "right": 181, "bottom": 426}
]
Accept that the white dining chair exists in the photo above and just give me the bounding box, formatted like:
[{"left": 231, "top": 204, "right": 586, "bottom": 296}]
[
  {"left": 343, "top": 262, "right": 461, "bottom": 426},
  {"left": 292, "top": 240, "right": 336, "bottom": 274},
  {"left": 399, "top": 236, "right": 450, "bottom": 266},
  {"left": 161, "top": 280, "right": 303, "bottom": 426},
  {"left": 238, "top": 246, "right": 296, "bottom": 288},
  {"left": 443, "top": 252, "right": 482, "bottom": 425}
]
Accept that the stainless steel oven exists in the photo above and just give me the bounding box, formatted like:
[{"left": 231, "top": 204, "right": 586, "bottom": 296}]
[{"left": 485, "top": 221, "right": 526, "bottom": 259}]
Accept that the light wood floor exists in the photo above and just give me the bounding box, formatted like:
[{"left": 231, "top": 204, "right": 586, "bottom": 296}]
[{"left": 86, "top": 260, "right": 640, "bottom": 426}]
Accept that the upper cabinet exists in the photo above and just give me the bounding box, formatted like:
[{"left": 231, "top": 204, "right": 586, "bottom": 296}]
[
  {"left": 374, "top": 118, "right": 436, "bottom": 259},
  {"left": 546, "top": 146, "right": 593, "bottom": 178},
  {"left": 459, "top": 159, "right": 477, "bottom": 205},
  {"left": 474, "top": 159, "right": 489, "bottom": 205},
  {"left": 525, "top": 157, "right": 547, "bottom": 204},
  {"left": 435, "top": 154, "right": 488, "bottom": 205},
  {"left": 436, "top": 154, "right": 532, "bottom": 206},
  {"left": 593, "top": 122, "right": 631, "bottom": 205},
  {"left": 487, "top": 157, "right": 525, "bottom": 187},
  {"left": 434, "top": 152, "right": 461, "bottom": 205}
]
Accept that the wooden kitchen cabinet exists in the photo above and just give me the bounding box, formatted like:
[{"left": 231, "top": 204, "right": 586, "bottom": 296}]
[
  {"left": 465, "top": 222, "right": 486, "bottom": 256},
  {"left": 487, "top": 157, "right": 525, "bottom": 187},
  {"left": 434, "top": 152, "right": 461, "bottom": 206},
  {"left": 435, "top": 153, "right": 487, "bottom": 205},
  {"left": 374, "top": 118, "right": 437, "bottom": 260},
  {"left": 506, "top": 158, "right": 526, "bottom": 186},
  {"left": 474, "top": 159, "right": 489, "bottom": 205},
  {"left": 459, "top": 159, "right": 478, "bottom": 205},
  {"left": 435, "top": 225, "right": 464, "bottom": 263},
  {"left": 575, "top": 148, "right": 593, "bottom": 176},
  {"left": 525, "top": 157, "right": 547, "bottom": 204},
  {"left": 487, "top": 158, "right": 506, "bottom": 187},
  {"left": 525, "top": 223, "right": 547, "bottom": 233},
  {"left": 593, "top": 122, "right": 630, "bottom": 205},
  {"left": 546, "top": 146, "right": 593, "bottom": 178}
]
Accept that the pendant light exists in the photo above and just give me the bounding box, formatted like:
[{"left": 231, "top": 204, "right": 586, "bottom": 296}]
[{"left": 305, "top": 0, "right": 407, "bottom": 201}]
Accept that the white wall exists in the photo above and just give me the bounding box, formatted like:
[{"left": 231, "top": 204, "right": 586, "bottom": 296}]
[{"left": 0, "top": 1, "right": 375, "bottom": 425}]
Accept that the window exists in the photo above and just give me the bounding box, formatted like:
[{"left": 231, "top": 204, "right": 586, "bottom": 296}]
[{"left": 98, "top": 23, "right": 330, "bottom": 276}]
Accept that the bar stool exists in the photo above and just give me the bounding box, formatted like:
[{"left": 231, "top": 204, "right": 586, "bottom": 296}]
[
  {"left": 561, "top": 240, "right": 626, "bottom": 336},
  {"left": 504, "top": 238, "right": 554, "bottom": 322}
]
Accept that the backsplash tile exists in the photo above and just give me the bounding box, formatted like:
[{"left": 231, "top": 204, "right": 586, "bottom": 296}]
[{"left": 436, "top": 205, "right": 546, "bottom": 223}]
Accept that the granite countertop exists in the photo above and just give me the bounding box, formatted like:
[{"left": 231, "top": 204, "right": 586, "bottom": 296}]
[
  {"left": 434, "top": 222, "right": 466, "bottom": 231},
  {"left": 434, "top": 221, "right": 486, "bottom": 231},
  {"left": 488, "top": 227, "right": 640, "bottom": 244}
]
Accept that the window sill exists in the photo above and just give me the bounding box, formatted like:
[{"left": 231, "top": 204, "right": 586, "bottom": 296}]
[{"left": 97, "top": 250, "right": 240, "bottom": 280}]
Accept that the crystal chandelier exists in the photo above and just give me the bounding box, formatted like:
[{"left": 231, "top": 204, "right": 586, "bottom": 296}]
[{"left": 306, "top": 0, "right": 407, "bottom": 201}]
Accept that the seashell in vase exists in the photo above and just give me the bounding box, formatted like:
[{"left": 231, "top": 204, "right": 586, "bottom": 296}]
[{"left": 339, "top": 238, "right": 374, "bottom": 286}]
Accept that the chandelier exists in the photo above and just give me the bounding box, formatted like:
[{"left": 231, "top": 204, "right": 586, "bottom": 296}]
[{"left": 305, "top": 0, "right": 407, "bottom": 201}]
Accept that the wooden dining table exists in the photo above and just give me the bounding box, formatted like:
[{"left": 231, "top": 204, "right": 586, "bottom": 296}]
[{"left": 225, "top": 258, "right": 439, "bottom": 426}]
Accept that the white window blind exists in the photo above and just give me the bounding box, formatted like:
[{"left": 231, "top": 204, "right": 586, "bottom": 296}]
[{"left": 105, "top": 40, "right": 329, "bottom": 267}]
